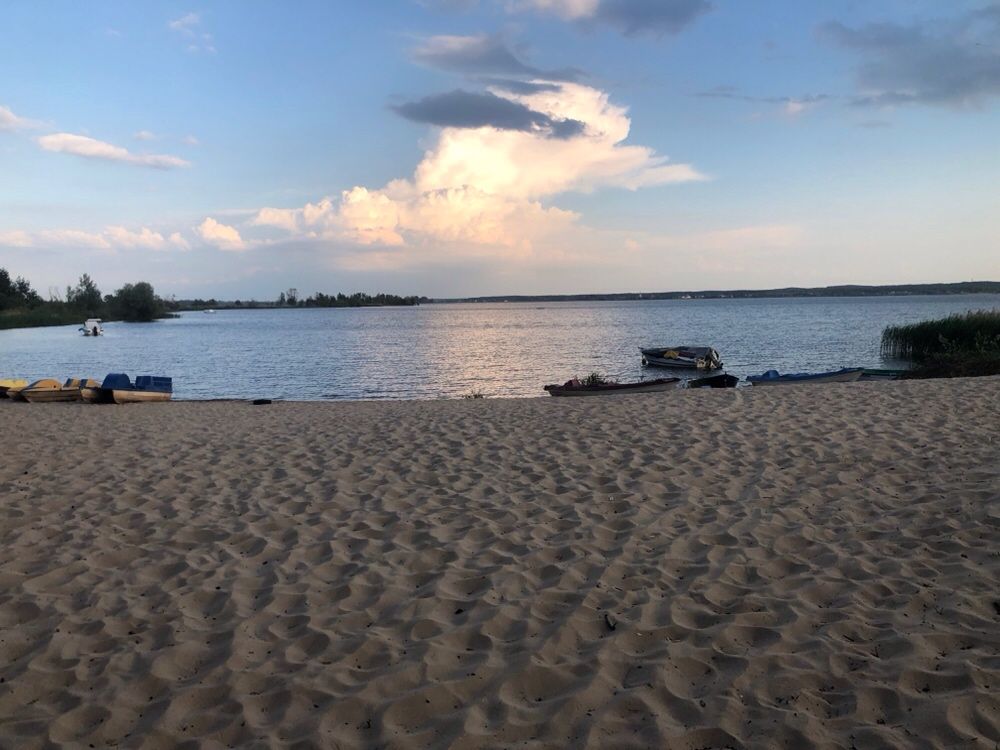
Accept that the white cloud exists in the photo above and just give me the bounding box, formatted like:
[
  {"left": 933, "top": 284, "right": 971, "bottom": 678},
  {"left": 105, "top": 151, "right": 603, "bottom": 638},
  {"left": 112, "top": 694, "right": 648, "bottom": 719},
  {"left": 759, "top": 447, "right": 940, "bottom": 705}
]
[
  {"left": 197, "top": 217, "right": 245, "bottom": 251},
  {"left": 250, "top": 80, "right": 703, "bottom": 263},
  {"left": 0, "top": 105, "right": 43, "bottom": 132},
  {"left": 0, "top": 226, "right": 192, "bottom": 252},
  {"left": 134, "top": 130, "right": 157, "bottom": 141},
  {"left": 182, "top": 134, "right": 200, "bottom": 146},
  {"left": 168, "top": 12, "right": 200, "bottom": 32},
  {"left": 104, "top": 226, "right": 190, "bottom": 251},
  {"left": 169, "top": 12, "right": 216, "bottom": 53},
  {"left": 37, "top": 133, "right": 190, "bottom": 169},
  {"left": 511, "top": 0, "right": 599, "bottom": 20}
]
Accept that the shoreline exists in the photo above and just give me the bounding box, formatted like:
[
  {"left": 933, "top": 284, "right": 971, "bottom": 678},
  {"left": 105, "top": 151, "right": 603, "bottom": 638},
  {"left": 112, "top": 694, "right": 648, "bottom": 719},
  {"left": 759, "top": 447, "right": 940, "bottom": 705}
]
[{"left": 1, "top": 377, "right": 998, "bottom": 748}]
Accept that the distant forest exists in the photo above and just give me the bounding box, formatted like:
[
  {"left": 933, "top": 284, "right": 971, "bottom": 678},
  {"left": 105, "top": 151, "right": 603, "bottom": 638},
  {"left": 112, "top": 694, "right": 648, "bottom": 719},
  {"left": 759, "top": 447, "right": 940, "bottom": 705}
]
[
  {"left": 1, "top": 268, "right": 170, "bottom": 330},
  {"left": 440, "top": 281, "right": 1000, "bottom": 304},
  {"left": 176, "top": 289, "right": 428, "bottom": 310}
]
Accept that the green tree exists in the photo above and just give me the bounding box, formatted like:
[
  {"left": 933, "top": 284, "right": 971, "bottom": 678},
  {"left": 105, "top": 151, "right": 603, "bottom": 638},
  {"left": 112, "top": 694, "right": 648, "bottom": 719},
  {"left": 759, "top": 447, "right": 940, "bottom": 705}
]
[
  {"left": 67, "top": 273, "right": 103, "bottom": 314},
  {"left": 110, "top": 281, "right": 164, "bottom": 321}
]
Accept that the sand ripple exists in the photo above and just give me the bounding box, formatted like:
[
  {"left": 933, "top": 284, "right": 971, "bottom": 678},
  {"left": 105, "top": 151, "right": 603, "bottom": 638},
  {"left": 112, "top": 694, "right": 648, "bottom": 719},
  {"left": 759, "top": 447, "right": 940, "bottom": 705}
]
[{"left": 1, "top": 377, "right": 999, "bottom": 748}]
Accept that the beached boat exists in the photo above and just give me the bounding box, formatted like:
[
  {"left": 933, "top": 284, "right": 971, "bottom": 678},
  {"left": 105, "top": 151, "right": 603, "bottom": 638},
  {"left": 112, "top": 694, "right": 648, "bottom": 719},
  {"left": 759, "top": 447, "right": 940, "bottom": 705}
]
[
  {"left": 20, "top": 378, "right": 95, "bottom": 403},
  {"left": 0, "top": 378, "right": 28, "bottom": 398},
  {"left": 544, "top": 377, "right": 681, "bottom": 397},
  {"left": 859, "top": 368, "right": 909, "bottom": 381},
  {"left": 746, "top": 368, "right": 864, "bottom": 386},
  {"left": 686, "top": 373, "right": 739, "bottom": 389},
  {"left": 80, "top": 318, "right": 103, "bottom": 336},
  {"left": 96, "top": 373, "right": 173, "bottom": 403},
  {"left": 640, "top": 346, "right": 722, "bottom": 370}
]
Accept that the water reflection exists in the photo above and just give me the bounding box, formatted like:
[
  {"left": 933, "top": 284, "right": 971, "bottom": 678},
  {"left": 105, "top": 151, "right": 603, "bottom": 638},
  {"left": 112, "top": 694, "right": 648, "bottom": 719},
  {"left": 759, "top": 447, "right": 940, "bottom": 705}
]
[{"left": 0, "top": 295, "right": 995, "bottom": 400}]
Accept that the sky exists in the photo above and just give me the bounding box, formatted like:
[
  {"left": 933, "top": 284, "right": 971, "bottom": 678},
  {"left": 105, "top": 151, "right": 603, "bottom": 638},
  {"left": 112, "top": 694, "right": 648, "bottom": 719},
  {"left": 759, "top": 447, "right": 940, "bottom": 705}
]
[{"left": 1, "top": 1, "right": 999, "bottom": 299}]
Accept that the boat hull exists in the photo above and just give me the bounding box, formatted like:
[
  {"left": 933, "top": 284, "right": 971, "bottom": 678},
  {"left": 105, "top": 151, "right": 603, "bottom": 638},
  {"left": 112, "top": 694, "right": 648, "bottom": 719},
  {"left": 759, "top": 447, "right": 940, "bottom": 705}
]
[
  {"left": 748, "top": 368, "right": 864, "bottom": 386},
  {"left": 545, "top": 378, "right": 681, "bottom": 397},
  {"left": 81, "top": 387, "right": 114, "bottom": 404},
  {"left": 687, "top": 373, "right": 739, "bottom": 389},
  {"left": 640, "top": 346, "right": 722, "bottom": 370},
  {"left": 112, "top": 390, "right": 172, "bottom": 404},
  {"left": 859, "top": 368, "right": 909, "bottom": 381},
  {"left": 22, "top": 389, "right": 82, "bottom": 403}
]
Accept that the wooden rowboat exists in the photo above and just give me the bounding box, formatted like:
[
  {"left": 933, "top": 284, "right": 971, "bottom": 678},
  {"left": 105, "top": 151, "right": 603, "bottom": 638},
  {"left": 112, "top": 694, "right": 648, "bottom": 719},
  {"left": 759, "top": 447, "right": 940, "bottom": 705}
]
[{"left": 544, "top": 377, "right": 681, "bottom": 397}]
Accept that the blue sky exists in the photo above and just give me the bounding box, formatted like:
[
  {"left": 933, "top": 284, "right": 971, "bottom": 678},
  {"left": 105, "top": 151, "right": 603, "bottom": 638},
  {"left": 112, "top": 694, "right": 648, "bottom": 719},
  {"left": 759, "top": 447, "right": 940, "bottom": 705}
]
[{"left": 1, "top": 0, "right": 998, "bottom": 298}]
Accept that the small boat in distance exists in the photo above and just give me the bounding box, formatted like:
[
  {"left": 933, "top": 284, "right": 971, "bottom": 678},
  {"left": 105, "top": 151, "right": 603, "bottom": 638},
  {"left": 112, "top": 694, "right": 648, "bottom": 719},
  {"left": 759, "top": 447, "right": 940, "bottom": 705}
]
[
  {"left": 746, "top": 368, "right": 864, "bottom": 386},
  {"left": 94, "top": 373, "right": 173, "bottom": 403},
  {"left": 544, "top": 377, "right": 681, "bottom": 397},
  {"left": 641, "top": 346, "right": 722, "bottom": 370},
  {"left": 687, "top": 373, "right": 739, "bottom": 389},
  {"left": 0, "top": 379, "right": 28, "bottom": 398},
  {"left": 80, "top": 318, "right": 103, "bottom": 336}
]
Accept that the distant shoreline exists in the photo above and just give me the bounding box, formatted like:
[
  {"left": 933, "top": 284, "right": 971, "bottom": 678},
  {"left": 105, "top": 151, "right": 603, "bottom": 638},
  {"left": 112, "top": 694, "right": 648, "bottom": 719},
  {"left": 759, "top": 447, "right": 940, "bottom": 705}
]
[{"left": 431, "top": 281, "right": 1000, "bottom": 304}]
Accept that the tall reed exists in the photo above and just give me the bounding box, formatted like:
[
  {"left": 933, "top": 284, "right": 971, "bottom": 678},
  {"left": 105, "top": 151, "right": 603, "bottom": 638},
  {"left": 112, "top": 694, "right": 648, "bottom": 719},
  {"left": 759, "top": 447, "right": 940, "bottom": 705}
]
[{"left": 881, "top": 309, "right": 1000, "bottom": 360}]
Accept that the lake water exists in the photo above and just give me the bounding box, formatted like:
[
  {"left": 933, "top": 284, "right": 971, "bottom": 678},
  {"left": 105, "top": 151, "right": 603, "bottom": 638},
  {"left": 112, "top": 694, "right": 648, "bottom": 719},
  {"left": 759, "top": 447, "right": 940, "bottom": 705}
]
[{"left": 2, "top": 295, "right": 998, "bottom": 400}]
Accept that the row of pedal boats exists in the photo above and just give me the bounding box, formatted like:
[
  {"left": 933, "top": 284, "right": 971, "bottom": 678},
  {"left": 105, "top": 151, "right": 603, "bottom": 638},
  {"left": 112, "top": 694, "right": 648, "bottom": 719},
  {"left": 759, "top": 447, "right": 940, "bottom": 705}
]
[
  {"left": 0, "top": 374, "right": 172, "bottom": 403},
  {"left": 545, "top": 344, "right": 907, "bottom": 396}
]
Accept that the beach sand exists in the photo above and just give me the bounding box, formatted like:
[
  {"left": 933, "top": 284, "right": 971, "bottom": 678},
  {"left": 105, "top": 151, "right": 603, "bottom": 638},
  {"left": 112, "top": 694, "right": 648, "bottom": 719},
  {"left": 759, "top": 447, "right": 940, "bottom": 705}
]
[{"left": 1, "top": 378, "right": 998, "bottom": 749}]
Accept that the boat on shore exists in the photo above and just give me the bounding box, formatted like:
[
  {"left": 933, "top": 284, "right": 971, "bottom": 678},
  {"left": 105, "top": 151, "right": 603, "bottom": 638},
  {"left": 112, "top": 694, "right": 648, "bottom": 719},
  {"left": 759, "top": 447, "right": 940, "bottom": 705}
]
[
  {"left": 79, "top": 318, "right": 103, "bottom": 336},
  {"left": 746, "top": 368, "right": 864, "bottom": 386},
  {"left": 859, "top": 368, "right": 909, "bottom": 381},
  {"left": 544, "top": 377, "right": 681, "bottom": 397},
  {"left": 687, "top": 373, "right": 739, "bottom": 389},
  {"left": 0, "top": 379, "right": 28, "bottom": 398},
  {"left": 21, "top": 378, "right": 98, "bottom": 402},
  {"left": 640, "top": 346, "right": 722, "bottom": 370},
  {"left": 90, "top": 373, "right": 173, "bottom": 403}
]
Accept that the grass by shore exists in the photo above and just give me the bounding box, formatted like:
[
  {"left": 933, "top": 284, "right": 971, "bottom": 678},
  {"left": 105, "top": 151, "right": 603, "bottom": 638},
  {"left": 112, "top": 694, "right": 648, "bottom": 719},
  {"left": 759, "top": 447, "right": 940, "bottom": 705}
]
[{"left": 882, "top": 309, "right": 1000, "bottom": 378}]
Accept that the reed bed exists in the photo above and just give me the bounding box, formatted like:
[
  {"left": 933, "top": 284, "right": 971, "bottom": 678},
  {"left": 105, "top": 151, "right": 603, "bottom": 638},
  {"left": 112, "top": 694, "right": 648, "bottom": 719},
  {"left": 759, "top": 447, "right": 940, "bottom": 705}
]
[{"left": 881, "top": 309, "right": 1000, "bottom": 360}]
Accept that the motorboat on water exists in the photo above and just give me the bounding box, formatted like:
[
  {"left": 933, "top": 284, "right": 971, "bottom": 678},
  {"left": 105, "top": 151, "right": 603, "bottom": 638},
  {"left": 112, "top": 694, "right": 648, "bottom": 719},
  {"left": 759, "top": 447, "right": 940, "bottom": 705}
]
[
  {"left": 80, "top": 318, "right": 103, "bottom": 336},
  {"left": 544, "top": 377, "right": 681, "bottom": 397},
  {"left": 746, "top": 368, "right": 864, "bottom": 386},
  {"left": 641, "top": 346, "right": 722, "bottom": 370}
]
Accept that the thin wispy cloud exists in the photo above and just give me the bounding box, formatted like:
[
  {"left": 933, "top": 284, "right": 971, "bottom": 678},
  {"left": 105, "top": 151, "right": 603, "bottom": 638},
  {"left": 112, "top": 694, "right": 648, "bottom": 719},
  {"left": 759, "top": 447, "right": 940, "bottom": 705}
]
[
  {"left": 495, "top": 0, "right": 713, "bottom": 37},
  {"left": 411, "top": 34, "right": 580, "bottom": 80},
  {"left": 820, "top": 5, "right": 1000, "bottom": 108},
  {"left": 0, "top": 105, "right": 44, "bottom": 132},
  {"left": 134, "top": 130, "right": 157, "bottom": 141},
  {"left": 696, "top": 86, "right": 830, "bottom": 116},
  {"left": 37, "top": 133, "right": 191, "bottom": 169},
  {"left": 0, "top": 226, "right": 189, "bottom": 252},
  {"left": 168, "top": 11, "right": 216, "bottom": 53}
]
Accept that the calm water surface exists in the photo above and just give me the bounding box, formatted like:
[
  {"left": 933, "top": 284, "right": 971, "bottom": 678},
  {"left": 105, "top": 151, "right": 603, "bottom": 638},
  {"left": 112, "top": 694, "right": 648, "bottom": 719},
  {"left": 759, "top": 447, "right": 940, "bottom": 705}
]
[{"left": 1, "top": 295, "right": 997, "bottom": 400}]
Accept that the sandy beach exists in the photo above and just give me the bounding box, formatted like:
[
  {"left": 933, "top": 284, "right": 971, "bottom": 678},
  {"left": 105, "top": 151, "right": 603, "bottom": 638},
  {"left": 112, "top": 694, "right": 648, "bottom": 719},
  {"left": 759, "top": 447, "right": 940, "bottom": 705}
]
[{"left": 1, "top": 377, "right": 998, "bottom": 749}]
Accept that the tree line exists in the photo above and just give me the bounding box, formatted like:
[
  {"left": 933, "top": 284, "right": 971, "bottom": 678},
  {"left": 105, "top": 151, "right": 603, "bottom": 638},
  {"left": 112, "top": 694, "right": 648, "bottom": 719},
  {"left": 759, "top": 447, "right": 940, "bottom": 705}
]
[
  {"left": 0, "top": 268, "right": 169, "bottom": 329},
  {"left": 177, "top": 289, "right": 427, "bottom": 310}
]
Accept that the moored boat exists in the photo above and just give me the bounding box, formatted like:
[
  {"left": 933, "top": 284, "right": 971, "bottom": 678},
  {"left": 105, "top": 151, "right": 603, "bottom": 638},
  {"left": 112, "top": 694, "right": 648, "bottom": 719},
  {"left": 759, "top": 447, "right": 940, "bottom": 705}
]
[
  {"left": 859, "top": 368, "right": 909, "bottom": 381},
  {"left": 80, "top": 318, "right": 103, "bottom": 336},
  {"left": 0, "top": 379, "right": 29, "bottom": 398},
  {"left": 21, "top": 378, "right": 99, "bottom": 403},
  {"left": 544, "top": 377, "right": 681, "bottom": 397},
  {"left": 687, "top": 373, "right": 739, "bottom": 389},
  {"left": 746, "top": 368, "right": 864, "bottom": 386},
  {"left": 100, "top": 373, "right": 173, "bottom": 403},
  {"left": 640, "top": 346, "right": 722, "bottom": 370}
]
